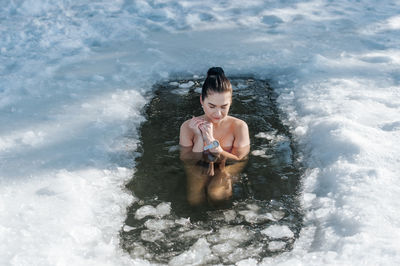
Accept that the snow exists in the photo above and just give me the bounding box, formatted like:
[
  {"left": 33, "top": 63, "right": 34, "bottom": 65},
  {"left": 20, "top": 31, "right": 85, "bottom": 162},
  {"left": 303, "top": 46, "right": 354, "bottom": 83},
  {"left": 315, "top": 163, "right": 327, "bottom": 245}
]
[{"left": 1, "top": 0, "right": 400, "bottom": 265}]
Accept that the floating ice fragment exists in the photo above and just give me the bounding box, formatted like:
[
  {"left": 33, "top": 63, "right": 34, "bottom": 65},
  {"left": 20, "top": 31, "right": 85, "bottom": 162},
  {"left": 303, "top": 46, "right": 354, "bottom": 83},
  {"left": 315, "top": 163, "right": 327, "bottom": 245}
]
[
  {"left": 175, "top": 217, "right": 191, "bottom": 226},
  {"left": 223, "top": 210, "right": 236, "bottom": 222},
  {"left": 271, "top": 210, "right": 285, "bottom": 221},
  {"left": 171, "top": 88, "right": 189, "bottom": 95},
  {"left": 268, "top": 241, "right": 286, "bottom": 251},
  {"left": 135, "top": 205, "right": 157, "bottom": 220},
  {"left": 239, "top": 209, "right": 283, "bottom": 224},
  {"left": 182, "top": 229, "right": 211, "bottom": 238},
  {"left": 246, "top": 204, "right": 260, "bottom": 211},
  {"left": 207, "top": 225, "right": 251, "bottom": 243},
  {"left": 123, "top": 225, "right": 135, "bottom": 232},
  {"left": 238, "top": 210, "right": 258, "bottom": 223},
  {"left": 140, "top": 229, "right": 165, "bottom": 242},
  {"left": 134, "top": 202, "right": 171, "bottom": 219},
  {"left": 251, "top": 149, "right": 272, "bottom": 158},
  {"left": 130, "top": 243, "right": 147, "bottom": 258},
  {"left": 211, "top": 240, "right": 240, "bottom": 256},
  {"left": 169, "top": 238, "right": 214, "bottom": 266},
  {"left": 255, "top": 132, "right": 275, "bottom": 140},
  {"left": 169, "top": 81, "right": 179, "bottom": 86},
  {"left": 144, "top": 219, "right": 175, "bottom": 230},
  {"left": 168, "top": 145, "right": 179, "bottom": 152},
  {"left": 179, "top": 81, "right": 194, "bottom": 88},
  {"left": 261, "top": 225, "right": 294, "bottom": 239},
  {"left": 225, "top": 244, "right": 262, "bottom": 264},
  {"left": 156, "top": 202, "right": 171, "bottom": 216}
]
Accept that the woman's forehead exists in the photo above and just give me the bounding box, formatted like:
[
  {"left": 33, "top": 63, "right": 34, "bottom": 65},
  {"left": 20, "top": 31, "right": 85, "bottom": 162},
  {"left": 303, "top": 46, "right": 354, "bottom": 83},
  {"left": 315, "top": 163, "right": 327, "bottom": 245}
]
[{"left": 204, "top": 92, "right": 231, "bottom": 104}]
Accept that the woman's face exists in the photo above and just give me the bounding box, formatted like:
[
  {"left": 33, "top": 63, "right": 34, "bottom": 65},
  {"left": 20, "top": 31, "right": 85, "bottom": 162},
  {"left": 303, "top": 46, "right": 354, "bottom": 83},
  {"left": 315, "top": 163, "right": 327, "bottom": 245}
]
[{"left": 200, "top": 91, "right": 232, "bottom": 124}]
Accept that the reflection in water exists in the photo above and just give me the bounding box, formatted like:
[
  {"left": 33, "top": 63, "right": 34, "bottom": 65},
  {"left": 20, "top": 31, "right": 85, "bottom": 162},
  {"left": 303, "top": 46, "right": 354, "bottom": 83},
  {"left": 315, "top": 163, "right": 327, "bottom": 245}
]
[
  {"left": 121, "top": 78, "right": 304, "bottom": 264},
  {"left": 181, "top": 147, "right": 249, "bottom": 207}
]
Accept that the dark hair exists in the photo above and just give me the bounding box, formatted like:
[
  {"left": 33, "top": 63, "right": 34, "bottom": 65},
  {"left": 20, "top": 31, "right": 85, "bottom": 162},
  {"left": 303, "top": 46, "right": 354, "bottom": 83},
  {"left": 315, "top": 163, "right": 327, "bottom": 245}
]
[{"left": 201, "top": 67, "right": 232, "bottom": 101}]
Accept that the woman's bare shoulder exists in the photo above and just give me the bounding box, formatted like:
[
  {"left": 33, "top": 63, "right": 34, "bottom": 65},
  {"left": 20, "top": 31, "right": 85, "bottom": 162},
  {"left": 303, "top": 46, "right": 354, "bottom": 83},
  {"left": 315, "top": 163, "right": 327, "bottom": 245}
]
[
  {"left": 228, "top": 116, "right": 248, "bottom": 128},
  {"left": 181, "top": 118, "right": 191, "bottom": 128}
]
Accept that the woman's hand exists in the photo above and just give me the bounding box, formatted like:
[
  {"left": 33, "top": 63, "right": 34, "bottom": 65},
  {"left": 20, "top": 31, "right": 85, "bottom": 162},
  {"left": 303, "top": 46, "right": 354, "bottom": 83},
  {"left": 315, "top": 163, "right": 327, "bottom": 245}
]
[
  {"left": 199, "top": 121, "right": 214, "bottom": 143},
  {"left": 200, "top": 122, "right": 224, "bottom": 153},
  {"left": 188, "top": 117, "right": 206, "bottom": 136}
]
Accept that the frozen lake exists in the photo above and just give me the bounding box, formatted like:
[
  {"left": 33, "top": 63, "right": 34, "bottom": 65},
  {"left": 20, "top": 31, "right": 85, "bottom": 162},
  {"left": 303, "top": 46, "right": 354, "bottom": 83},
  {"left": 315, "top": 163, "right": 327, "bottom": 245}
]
[{"left": 1, "top": 0, "right": 399, "bottom": 265}]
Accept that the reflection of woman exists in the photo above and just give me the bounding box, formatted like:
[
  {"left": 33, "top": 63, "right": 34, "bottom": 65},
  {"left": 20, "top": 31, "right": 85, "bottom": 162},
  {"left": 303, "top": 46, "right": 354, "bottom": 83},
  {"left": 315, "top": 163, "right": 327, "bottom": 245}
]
[{"left": 179, "top": 67, "right": 250, "bottom": 206}]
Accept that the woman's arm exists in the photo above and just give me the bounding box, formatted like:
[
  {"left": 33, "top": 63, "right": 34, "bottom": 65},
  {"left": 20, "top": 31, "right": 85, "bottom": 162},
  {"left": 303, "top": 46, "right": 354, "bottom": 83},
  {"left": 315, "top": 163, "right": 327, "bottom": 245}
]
[
  {"left": 179, "top": 118, "right": 206, "bottom": 162},
  {"left": 201, "top": 120, "right": 250, "bottom": 161}
]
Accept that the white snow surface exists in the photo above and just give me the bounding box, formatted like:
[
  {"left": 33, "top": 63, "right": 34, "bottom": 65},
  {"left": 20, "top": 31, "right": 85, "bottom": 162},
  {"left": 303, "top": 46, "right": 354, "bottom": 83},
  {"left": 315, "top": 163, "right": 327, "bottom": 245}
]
[{"left": 1, "top": 0, "right": 400, "bottom": 265}]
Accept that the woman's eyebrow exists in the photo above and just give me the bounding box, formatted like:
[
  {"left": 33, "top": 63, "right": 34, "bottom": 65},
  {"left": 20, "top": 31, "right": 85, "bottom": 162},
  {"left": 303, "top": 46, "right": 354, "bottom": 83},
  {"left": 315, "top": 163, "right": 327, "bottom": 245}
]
[{"left": 208, "top": 103, "right": 229, "bottom": 106}]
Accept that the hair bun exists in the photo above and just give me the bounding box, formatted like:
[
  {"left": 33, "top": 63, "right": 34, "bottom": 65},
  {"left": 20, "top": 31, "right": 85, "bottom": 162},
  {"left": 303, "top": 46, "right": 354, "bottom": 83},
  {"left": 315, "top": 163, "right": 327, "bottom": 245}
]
[{"left": 207, "top": 67, "right": 225, "bottom": 77}]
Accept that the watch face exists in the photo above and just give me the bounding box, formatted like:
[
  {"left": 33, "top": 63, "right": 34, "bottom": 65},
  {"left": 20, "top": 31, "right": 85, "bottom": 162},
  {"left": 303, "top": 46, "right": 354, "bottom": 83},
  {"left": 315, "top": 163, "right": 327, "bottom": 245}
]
[{"left": 212, "top": 140, "right": 219, "bottom": 148}]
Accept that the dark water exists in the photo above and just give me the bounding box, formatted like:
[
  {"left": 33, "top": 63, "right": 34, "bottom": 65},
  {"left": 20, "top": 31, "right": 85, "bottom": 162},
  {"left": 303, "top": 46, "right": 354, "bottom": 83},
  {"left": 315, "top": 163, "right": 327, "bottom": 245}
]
[{"left": 121, "top": 78, "right": 303, "bottom": 264}]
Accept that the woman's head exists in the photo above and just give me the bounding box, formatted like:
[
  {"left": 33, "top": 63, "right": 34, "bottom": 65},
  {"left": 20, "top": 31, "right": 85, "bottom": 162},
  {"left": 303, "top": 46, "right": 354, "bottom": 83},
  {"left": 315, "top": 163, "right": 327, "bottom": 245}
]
[
  {"left": 200, "top": 67, "right": 232, "bottom": 124},
  {"left": 201, "top": 67, "right": 232, "bottom": 101}
]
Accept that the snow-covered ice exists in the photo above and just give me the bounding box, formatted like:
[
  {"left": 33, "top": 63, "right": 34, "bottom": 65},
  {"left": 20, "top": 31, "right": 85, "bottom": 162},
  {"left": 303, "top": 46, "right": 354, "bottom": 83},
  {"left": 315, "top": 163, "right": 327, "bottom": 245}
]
[{"left": 1, "top": 0, "right": 400, "bottom": 265}]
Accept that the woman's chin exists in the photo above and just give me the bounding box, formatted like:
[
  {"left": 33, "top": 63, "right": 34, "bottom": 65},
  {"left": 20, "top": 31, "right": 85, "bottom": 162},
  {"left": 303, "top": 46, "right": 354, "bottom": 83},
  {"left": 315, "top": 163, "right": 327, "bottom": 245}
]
[{"left": 212, "top": 118, "right": 223, "bottom": 123}]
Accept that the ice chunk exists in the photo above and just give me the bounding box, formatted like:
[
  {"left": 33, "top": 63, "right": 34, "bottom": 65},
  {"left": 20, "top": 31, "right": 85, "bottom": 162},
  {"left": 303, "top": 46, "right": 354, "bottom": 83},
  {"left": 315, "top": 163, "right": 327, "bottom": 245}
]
[
  {"left": 271, "top": 210, "right": 285, "bottom": 221},
  {"left": 135, "top": 205, "right": 157, "bottom": 220},
  {"left": 261, "top": 225, "right": 294, "bottom": 239},
  {"left": 156, "top": 202, "right": 171, "bottom": 216},
  {"left": 251, "top": 149, "right": 271, "bottom": 158},
  {"left": 135, "top": 202, "right": 171, "bottom": 220},
  {"left": 239, "top": 208, "right": 284, "bottom": 224},
  {"left": 268, "top": 241, "right": 286, "bottom": 251},
  {"left": 246, "top": 204, "right": 260, "bottom": 211},
  {"left": 168, "top": 145, "right": 179, "bottom": 152},
  {"left": 225, "top": 244, "right": 262, "bottom": 264},
  {"left": 122, "top": 225, "right": 135, "bottom": 232},
  {"left": 223, "top": 210, "right": 236, "bottom": 222},
  {"left": 211, "top": 240, "right": 240, "bottom": 256},
  {"left": 171, "top": 88, "right": 189, "bottom": 95},
  {"left": 140, "top": 229, "right": 165, "bottom": 242},
  {"left": 208, "top": 226, "right": 252, "bottom": 244},
  {"left": 238, "top": 210, "right": 258, "bottom": 223},
  {"left": 179, "top": 81, "right": 194, "bottom": 88},
  {"left": 169, "top": 238, "right": 215, "bottom": 266},
  {"left": 169, "top": 81, "right": 179, "bottom": 86},
  {"left": 182, "top": 229, "right": 211, "bottom": 238},
  {"left": 144, "top": 219, "right": 175, "bottom": 230},
  {"left": 175, "top": 217, "right": 191, "bottom": 227},
  {"left": 255, "top": 132, "right": 275, "bottom": 140},
  {"left": 129, "top": 243, "right": 147, "bottom": 258}
]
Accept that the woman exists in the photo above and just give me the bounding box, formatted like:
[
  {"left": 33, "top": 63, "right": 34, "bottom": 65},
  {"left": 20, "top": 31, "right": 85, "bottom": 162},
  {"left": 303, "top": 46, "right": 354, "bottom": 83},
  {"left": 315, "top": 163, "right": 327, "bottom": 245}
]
[{"left": 179, "top": 67, "right": 250, "bottom": 206}]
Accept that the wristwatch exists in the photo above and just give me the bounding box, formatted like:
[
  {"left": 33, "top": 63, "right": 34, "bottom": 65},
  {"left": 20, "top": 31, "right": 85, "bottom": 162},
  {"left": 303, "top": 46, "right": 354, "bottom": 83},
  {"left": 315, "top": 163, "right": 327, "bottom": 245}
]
[{"left": 204, "top": 140, "right": 220, "bottom": 151}]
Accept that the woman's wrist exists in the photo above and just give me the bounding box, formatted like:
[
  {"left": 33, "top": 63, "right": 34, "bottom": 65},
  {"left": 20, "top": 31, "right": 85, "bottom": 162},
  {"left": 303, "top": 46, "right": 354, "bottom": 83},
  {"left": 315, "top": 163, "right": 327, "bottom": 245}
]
[
  {"left": 203, "top": 136, "right": 214, "bottom": 145},
  {"left": 210, "top": 145, "right": 223, "bottom": 153}
]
